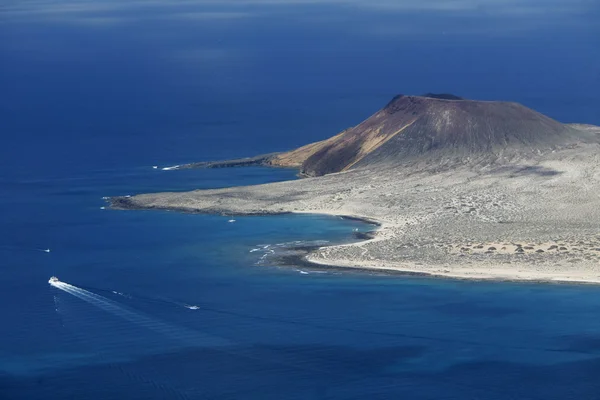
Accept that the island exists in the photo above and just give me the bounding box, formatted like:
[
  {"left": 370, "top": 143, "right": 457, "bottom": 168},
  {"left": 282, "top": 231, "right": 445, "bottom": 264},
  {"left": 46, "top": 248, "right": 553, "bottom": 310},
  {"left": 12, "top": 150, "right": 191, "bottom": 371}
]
[{"left": 110, "top": 94, "right": 600, "bottom": 283}]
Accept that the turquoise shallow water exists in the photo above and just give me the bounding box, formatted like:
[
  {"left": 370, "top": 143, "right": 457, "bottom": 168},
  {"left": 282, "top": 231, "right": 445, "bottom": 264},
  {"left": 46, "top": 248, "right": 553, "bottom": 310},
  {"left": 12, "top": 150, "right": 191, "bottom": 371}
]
[{"left": 1, "top": 165, "right": 600, "bottom": 399}]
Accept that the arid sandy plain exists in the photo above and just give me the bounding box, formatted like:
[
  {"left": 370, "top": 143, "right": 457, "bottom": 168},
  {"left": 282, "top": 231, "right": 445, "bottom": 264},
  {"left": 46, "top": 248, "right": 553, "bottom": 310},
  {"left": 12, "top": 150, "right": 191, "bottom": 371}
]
[{"left": 112, "top": 123, "right": 600, "bottom": 284}]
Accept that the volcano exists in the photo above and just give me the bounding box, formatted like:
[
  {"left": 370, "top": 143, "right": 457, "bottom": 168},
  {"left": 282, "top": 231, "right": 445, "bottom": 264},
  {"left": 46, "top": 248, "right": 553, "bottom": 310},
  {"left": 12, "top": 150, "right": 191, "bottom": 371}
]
[{"left": 269, "top": 94, "right": 591, "bottom": 176}]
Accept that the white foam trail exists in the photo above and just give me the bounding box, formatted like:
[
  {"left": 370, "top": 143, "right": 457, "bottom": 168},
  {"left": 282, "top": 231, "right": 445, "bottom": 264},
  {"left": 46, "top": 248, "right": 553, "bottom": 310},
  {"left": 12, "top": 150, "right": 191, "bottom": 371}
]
[
  {"left": 112, "top": 290, "right": 131, "bottom": 299},
  {"left": 0, "top": 245, "right": 51, "bottom": 253},
  {"left": 185, "top": 305, "right": 200, "bottom": 310},
  {"left": 49, "top": 279, "right": 228, "bottom": 347},
  {"left": 161, "top": 165, "right": 180, "bottom": 171}
]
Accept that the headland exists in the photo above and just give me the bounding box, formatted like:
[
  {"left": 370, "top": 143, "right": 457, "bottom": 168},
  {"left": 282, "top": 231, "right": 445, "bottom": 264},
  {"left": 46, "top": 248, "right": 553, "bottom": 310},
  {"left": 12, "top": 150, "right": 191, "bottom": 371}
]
[{"left": 110, "top": 94, "right": 600, "bottom": 283}]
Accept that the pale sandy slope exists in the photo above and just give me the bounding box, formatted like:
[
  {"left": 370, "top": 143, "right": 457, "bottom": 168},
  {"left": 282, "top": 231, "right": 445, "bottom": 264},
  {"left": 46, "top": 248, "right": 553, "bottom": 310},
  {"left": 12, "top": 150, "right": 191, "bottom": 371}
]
[{"left": 113, "top": 134, "right": 600, "bottom": 284}]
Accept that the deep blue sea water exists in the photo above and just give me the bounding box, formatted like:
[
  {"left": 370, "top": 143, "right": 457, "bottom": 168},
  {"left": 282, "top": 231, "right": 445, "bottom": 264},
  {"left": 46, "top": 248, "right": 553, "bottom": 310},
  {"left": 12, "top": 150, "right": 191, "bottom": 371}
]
[{"left": 2, "top": 1, "right": 600, "bottom": 399}]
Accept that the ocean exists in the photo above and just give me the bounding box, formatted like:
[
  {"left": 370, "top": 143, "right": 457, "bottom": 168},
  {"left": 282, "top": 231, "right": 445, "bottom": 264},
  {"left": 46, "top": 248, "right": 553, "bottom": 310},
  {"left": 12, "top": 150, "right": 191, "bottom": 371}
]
[{"left": 2, "top": 1, "right": 600, "bottom": 398}]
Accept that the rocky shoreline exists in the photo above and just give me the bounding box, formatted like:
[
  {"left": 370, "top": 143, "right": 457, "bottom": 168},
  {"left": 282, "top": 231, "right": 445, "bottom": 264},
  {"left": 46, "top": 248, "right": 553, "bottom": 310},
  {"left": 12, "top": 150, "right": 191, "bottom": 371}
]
[{"left": 174, "top": 153, "right": 282, "bottom": 170}]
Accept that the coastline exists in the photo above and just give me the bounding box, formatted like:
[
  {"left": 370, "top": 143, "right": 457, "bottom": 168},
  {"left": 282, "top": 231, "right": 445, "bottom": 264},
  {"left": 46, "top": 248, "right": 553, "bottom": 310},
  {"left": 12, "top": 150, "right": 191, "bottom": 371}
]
[
  {"left": 110, "top": 201, "right": 600, "bottom": 285},
  {"left": 286, "top": 211, "right": 600, "bottom": 285},
  {"left": 109, "top": 195, "right": 600, "bottom": 285},
  {"left": 304, "top": 250, "right": 600, "bottom": 285},
  {"left": 108, "top": 141, "right": 600, "bottom": 286}
]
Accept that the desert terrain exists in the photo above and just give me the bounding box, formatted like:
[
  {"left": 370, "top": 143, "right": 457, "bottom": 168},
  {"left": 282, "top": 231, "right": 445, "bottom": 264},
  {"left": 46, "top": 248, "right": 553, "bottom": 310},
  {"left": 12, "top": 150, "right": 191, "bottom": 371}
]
[{"left": 111, "top": 95, "right": 600, "bottom": 283}]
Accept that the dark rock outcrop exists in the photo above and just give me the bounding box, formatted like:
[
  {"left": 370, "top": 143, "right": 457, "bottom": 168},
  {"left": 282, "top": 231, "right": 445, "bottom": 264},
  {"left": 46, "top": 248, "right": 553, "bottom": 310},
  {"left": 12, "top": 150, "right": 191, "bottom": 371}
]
[{"left": 179, "top": 153, "right": 281, "bottom": 170}]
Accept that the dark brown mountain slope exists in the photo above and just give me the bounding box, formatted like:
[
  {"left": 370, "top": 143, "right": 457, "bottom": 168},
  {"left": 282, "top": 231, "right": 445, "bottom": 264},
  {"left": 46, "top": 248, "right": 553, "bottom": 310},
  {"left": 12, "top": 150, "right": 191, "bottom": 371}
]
[{"left": 269, "top": 94, "right": 593, "bottom": 177}]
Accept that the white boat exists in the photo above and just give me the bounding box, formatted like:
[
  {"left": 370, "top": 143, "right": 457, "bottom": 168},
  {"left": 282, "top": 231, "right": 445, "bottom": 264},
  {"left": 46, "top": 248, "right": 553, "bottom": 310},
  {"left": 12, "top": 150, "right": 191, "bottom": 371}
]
[{"left": 49, "top": 276, "right": 60, "bottom": 284}]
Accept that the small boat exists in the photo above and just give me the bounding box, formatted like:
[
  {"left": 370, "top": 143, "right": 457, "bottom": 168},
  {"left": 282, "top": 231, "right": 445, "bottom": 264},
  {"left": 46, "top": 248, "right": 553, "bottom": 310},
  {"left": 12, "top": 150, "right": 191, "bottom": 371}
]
[{"left": 49, "top": 276, "right": 60, "bottom": 284}]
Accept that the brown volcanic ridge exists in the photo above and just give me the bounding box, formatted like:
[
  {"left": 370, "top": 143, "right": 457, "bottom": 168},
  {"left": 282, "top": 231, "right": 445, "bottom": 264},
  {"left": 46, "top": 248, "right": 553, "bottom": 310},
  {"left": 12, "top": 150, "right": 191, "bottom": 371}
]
[{"left": 263, "top": 93, "right": 596, "bottom": 177}]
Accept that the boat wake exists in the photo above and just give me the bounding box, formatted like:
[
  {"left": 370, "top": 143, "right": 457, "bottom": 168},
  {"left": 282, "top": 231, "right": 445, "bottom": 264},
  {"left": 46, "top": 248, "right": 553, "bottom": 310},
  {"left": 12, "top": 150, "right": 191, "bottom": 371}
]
[
  {"left": 48, "top": 277, "right": 228, "bottom": 347},
  {"left": 0, "top": 245, "right": 50, "bottom": 253},
  {"left": 112, "top": 290, "right": 132, "bottom": 299}
]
